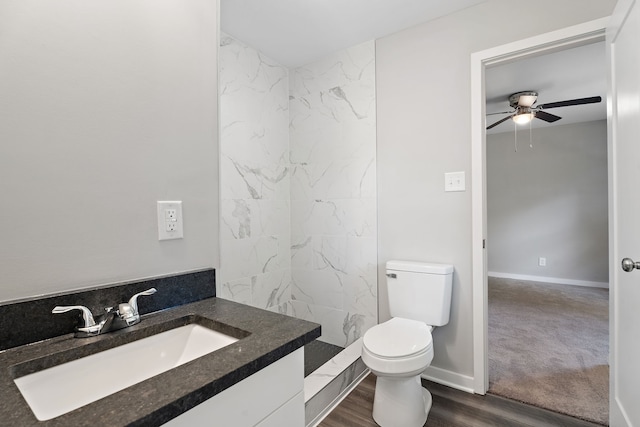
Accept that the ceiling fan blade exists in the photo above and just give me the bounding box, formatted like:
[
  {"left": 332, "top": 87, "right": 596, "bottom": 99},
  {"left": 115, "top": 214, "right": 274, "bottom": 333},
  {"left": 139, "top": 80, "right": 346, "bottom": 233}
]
[
  {"left": 535, "top": 110, "right": 562, "bottom": 123},
  {"left": 537, "top": 96, "right": 602, "bottom": 110},
  {"left": 487, "top": 110, "right": 515, "bottom": 116},
  {"left": 486, "top": 115, "right": 512, "bottom": 130}
]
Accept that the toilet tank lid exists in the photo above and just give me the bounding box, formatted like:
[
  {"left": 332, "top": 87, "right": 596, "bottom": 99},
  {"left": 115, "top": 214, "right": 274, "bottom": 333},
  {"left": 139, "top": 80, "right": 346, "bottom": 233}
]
[{"left": 386, "top": 260, "right": 453, "bottom": 274}]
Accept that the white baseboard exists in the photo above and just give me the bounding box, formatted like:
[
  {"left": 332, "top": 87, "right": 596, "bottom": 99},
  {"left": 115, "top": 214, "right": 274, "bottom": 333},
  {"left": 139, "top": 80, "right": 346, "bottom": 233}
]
[
  {"left": 421, "top": 365, "right": 475, "bottom": 394},
  {"left": 488, "top": 271, "right": 609, "bottom": 289}
]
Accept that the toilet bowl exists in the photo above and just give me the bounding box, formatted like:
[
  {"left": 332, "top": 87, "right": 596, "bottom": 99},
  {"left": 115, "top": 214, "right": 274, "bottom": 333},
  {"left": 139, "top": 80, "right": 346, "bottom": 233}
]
[
  {"left": 362, "top": 317, "right": 434, "bottom": 427},
  {"left": 361, "top": 260, "right": 453, "bottom": 427}
]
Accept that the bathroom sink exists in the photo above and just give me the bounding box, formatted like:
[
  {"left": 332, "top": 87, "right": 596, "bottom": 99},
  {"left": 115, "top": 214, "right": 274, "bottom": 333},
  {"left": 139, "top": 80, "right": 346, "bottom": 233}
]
[{"left": 14, "top": 324, "right": 238, "bottom": 421}]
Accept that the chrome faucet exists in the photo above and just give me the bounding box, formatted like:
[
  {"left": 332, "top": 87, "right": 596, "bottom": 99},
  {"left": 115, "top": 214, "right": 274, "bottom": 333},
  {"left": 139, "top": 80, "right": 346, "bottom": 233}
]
[
  {"left": 115, "top": 288, "right": 157, "bottom": 327},
  {"left": 52, "top": 288, "right": 157, "bottom": 338},
  {"left": 51, "top": 305, "right": 114, "bottom": 337}
]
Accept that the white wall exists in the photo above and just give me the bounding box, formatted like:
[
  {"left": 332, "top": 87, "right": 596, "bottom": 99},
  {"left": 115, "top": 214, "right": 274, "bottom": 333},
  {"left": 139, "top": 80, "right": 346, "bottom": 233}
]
[
  {"left": 376, "top": 0, "right": 615, "bottom": 380},
  {"left": 217, "top": 34, "right": 292, "bottom": 311},
  {"left": 487, "top": 121, "right": 609, "bottom": 285},
  {"left": 289, "top": 41, "right": 378, "bottom": 347},
  {"left": 219, "top": 38, "right": 378, "bottom": 347},
  {"left": 0, "top": 0, "right": 219, "bottom": 302}
]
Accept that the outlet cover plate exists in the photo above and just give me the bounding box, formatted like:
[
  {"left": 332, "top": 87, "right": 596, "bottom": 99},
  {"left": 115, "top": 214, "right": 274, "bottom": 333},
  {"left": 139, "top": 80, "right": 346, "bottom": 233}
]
[{"left": 157, "top": 201, "right": 183, "bottom": 241}]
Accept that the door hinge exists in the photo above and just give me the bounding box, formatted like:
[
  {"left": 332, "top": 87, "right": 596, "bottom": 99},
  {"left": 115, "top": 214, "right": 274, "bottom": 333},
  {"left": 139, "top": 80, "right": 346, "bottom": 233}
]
[{"left": 483, "top": 239, "right": 486, "bottom": 249}]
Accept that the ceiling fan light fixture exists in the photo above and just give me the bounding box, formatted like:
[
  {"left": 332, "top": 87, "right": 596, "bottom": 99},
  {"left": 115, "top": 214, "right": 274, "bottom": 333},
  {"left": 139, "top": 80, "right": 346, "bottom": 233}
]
[{"left": 512, "top": 112, "right": 534, "bottom": 125}]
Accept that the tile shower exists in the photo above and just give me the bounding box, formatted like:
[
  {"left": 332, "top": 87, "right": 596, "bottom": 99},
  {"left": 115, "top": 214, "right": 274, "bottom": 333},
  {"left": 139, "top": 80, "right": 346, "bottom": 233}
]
[{"left": 218, "top": 34, "right": 377, "bottom": 367}]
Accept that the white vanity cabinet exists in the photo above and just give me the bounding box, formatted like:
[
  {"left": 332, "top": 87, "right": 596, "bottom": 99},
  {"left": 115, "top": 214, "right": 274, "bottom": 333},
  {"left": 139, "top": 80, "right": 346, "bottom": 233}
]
[{"left": 164, "top": 348, "right": 304, "bottom": 427}]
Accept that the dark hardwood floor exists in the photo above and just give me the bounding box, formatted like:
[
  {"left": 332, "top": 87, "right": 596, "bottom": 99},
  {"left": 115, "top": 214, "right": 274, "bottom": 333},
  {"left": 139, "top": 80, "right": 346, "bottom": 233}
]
[{"left": 319, "top": 374, "right": 606, "bottom": 427}]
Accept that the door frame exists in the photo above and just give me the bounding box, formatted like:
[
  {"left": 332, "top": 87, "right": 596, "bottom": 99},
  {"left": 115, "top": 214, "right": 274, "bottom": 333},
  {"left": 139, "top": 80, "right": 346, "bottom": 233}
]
[
  {"left": 470, "top": 17, "right": 609, "bottom": 394},
  {"left": 607, "top": 0, "right": 636, "bottom": 423}
]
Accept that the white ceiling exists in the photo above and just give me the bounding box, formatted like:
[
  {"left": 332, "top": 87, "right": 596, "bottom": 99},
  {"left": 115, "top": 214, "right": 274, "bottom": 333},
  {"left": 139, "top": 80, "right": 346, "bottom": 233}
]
[
  {"left": 220, "top": 0, "right": 486, "bottom": 68},
  {"left": 485, "top": 41, "right": 607, "bottom": 134},
  {"left": 219, "top": 1, "right": 606, "bottom": 133}
]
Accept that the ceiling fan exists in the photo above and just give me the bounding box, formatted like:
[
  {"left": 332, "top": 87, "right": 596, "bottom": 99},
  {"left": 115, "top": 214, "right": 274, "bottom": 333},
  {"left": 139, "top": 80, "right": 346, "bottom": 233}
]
[{"left": 486, "top": 91, "right": 602, "bottom": 130}]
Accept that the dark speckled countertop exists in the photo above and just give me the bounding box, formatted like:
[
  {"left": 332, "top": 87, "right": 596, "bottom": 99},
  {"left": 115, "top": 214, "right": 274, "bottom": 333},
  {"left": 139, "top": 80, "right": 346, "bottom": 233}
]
[{"left": 0, "top": 297, "right": 321, "bottom": 427}]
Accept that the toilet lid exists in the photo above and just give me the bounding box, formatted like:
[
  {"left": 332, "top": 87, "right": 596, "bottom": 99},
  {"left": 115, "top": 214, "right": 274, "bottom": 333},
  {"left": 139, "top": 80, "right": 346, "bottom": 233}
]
[{"left": 363, "top": 318, "right": 432, "bottom": 358}]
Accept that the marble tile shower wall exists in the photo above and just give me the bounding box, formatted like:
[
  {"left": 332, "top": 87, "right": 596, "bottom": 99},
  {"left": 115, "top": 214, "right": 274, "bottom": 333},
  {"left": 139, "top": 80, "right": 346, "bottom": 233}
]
[
  {"left": 219, "top": 35, "right": 377, "bottom": 348},
  {"left": 218, "top": 34, "right": 292, "bottom": 312},
  {"left": 289, "top": 42, "right": 377, "bottom": 347}
]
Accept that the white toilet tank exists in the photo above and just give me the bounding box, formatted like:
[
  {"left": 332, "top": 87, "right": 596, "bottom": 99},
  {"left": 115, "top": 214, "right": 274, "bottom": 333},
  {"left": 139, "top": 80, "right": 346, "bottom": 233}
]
[{"left": 386, "top": 260, "right": 453, "bottom": 326}]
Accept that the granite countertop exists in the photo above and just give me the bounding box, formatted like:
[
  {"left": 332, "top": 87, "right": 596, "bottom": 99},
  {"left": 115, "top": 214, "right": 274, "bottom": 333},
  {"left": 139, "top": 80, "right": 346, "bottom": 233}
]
[{"left": 0, "top": 297, "right": 321, "bottom": 427}]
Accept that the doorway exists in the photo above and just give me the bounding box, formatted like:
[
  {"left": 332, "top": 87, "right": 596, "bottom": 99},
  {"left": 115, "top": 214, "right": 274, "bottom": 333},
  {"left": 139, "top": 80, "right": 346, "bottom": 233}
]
[
  {"left": 470, "top": 15, "right": 610, "bottom": 413},
  {"left": 482, "top": 41, "right": 609, "bottom": 423}
]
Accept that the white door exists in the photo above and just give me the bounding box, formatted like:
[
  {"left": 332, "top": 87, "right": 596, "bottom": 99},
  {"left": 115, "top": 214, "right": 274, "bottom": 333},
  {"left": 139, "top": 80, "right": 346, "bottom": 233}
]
[{"left": 608, "top": 0, "right": 640, "bottom": 425}]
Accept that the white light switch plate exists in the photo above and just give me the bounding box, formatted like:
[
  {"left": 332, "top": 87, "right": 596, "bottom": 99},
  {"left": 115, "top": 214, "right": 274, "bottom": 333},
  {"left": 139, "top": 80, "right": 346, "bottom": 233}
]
[
  {"left": 157, "top": 201, "right": 183, "bottom": 240},
  {"left": 444, "top": 171, "right": 465, "bottom": 192}
]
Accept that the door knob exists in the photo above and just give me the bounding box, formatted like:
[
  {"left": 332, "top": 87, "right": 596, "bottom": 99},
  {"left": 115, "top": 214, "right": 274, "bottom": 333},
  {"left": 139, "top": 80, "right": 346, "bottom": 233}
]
[{"left": 621, "top": 258, "right": 640, "bottom": 272}]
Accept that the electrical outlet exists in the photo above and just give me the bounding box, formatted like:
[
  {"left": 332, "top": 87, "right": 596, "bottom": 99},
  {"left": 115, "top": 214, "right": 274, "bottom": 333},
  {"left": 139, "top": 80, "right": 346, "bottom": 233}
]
[
  {"left": 165, "top": 209, "right": 177, "bottom": 220},
  {"left": 157, "top": 201, "right": 183, "bottom": 240},
  {"left": 538, "top": 257, "right": 546, "bottom": 267}
]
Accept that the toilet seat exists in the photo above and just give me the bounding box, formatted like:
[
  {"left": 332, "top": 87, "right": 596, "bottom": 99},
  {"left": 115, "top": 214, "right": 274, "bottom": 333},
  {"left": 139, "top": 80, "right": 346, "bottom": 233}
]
[
  {"left": 362, "top": 318, "right": 434, "bottom": 376},
  {"left": 363, "top": 317, "right": 432, "bottom": 358}
]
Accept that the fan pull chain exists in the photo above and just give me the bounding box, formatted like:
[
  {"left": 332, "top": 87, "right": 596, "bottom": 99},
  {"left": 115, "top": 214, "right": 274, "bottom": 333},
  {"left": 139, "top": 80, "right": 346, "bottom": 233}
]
[
  {"left": 529, "top": 120, "right": 533, "bottom": 149},
  {"left": 514, "top": 121, "right": 518, "bottom": 152}
]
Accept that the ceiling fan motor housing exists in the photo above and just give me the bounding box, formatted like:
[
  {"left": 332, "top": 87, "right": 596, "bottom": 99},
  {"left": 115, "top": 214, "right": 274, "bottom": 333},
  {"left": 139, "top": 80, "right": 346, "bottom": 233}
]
[{"left": 509, "top": 91, "right": 538, "bottom": 108}]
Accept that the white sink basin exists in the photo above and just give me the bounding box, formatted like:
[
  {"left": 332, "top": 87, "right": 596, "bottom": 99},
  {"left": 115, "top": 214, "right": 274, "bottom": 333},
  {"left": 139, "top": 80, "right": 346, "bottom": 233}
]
[{"left": 14, "top": 324, "right": 238, "bottom": 421}]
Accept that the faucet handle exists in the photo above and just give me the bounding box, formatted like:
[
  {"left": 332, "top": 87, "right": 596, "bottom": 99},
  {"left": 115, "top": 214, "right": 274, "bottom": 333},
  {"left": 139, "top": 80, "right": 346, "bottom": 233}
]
[
  {"left": 116, "top": 288, "right": 157, "bottom": 326},
  {"left": 127, "top": 288, "right": 157, "bottom": 316},
  {"left": 52, "top": 305, "right": 96, "bottom": 327}
]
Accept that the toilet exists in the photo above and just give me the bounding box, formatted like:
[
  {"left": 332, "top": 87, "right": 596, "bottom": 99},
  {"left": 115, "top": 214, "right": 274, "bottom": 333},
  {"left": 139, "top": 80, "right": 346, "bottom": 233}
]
[{"left": 361, "top": 260, "right": 453, "bottom": 427}]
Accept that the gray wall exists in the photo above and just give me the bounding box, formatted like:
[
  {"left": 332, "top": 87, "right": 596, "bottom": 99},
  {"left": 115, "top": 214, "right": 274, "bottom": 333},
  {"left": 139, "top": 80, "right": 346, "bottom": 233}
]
[
  {"left": 0, "top": 0, "right": 219, "bottom": 302},
  {"left": 487, "top": 121, "right": 609, "bottom": 284},
  {"left": 376, "top": 0, "right": 615, "bottom": 381}
]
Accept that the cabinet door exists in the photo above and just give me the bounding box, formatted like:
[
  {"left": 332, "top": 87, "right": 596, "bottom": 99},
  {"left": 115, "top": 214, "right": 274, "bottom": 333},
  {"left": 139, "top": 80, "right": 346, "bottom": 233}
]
[
  {"left": 164, "top": 349, "right": 304, "bottom": 427},
  {"left": 255, "top": 392, "right": 304, "bottom": 427}
]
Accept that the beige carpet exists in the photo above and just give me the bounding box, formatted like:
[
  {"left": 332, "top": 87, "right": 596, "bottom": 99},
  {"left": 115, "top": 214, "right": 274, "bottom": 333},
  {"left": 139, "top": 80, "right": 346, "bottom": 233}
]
[{"left": 488, "top": 277, "right": 609, "bottom": 425}]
